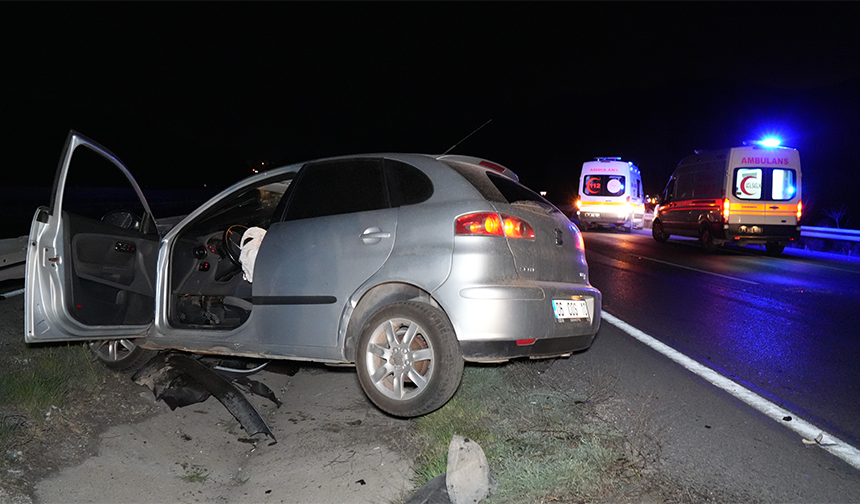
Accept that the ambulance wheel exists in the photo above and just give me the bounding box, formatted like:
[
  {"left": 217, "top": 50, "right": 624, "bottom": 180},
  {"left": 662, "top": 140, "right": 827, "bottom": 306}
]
[
  {"left": 765, "top": 241, "right": 785, "bottom": 256},
  {"left": 699, "top": 224, "right": 717, "bottom": 252},
  {"left": 652, "top": 220, "right": 669, "bottom": 243}
]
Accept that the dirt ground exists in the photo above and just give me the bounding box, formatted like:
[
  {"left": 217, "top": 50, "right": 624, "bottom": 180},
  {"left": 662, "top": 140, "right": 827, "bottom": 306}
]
[{"left": 0, "top": 291, "right": 418, "bottom": 504}]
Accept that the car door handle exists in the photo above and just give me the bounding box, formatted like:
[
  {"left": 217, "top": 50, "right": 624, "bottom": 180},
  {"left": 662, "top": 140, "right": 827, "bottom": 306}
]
[{"left": 361, "top": 227, "right": 391, "bottom": 244}]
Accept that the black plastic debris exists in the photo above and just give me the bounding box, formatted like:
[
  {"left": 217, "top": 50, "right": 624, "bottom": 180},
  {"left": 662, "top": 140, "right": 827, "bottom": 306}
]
[{"left": 133, "top": 352, "right": 280, "bottom": 442}]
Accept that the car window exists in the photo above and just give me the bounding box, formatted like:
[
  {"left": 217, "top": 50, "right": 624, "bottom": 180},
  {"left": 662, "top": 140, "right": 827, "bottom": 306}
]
[
  {"left": 385, "top": 159, "right": 433, "bottom": 206},
  {"left": 661, "top": 178, "right": 676, "bottom": 203},
  {"left": 284, "top": 159, "right": 387, "bottom": 221},
  {"left": 487, "top": 173, "right": 552, "bottom": 207},
  {"left": 182, "top": 175, "right": 293, "bottom": 236},
  {"left": 62, "top": 145, "right": 148, "bottom": 229},
  {"left": 442, "top": 159, "right": 551, "bottom": 208}
]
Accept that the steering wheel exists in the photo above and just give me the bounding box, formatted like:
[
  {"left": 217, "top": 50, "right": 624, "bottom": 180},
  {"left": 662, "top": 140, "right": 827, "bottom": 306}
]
[{"left": 223, "top": 225, "right": 249, "bottom": 266}]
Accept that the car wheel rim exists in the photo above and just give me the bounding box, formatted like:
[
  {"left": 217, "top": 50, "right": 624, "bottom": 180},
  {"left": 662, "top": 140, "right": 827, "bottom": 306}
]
[
  {"left": 90, "top": 339, "right": 137, "bottom": 363},
  {"left": 364, "top": 317, "right": 434, "bottom": 401}
]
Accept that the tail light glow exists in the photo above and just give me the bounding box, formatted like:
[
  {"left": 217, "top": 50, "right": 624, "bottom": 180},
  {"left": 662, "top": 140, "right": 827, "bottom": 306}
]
[
  {"left": 456, "top": 213, "right": 535, "bottom": 240},
  {"left": 797, "top": 200, "right": 803, "bottom": 220},
  {"left": 501, "top": 214, "right": 535, "bottom": 240},
  {"left": 479, "top": 160, "right": 506, "bottom": 173},
  {"left": 455, "top": 213, "right": 502, "bottom": 236},
  {"left": 722, "top": 198, "right": 731, "bottom": 222},
  {"left": 574, "top": 226, "right": 585, "bottom": 251}
]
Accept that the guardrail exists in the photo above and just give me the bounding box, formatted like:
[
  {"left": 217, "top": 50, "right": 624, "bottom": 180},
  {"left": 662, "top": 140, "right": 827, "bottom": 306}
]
[
  {"left": 0, "top": 235, "right": 28, "bottom": 282},
  {"left": 799, "top": 226, "right": 860, "bottom": 243}
]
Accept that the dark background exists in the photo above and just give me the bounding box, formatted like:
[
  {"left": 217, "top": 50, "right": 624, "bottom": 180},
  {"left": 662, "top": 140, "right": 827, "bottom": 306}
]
[{"left": 3, "top": 2, "right": 859, "bottom": 236}]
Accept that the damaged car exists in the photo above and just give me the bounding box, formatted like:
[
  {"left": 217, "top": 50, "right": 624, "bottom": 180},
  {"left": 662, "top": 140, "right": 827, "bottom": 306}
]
[{"left": 25, "top": 130, "right": 602, "bottom": 418}]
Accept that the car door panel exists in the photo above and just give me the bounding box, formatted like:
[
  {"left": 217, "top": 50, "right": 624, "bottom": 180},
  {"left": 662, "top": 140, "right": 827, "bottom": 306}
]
[
  {"left": 251, "top": 208, "right": 397, "bottom": 351},
  {"left": 25, "top": 131, "right": 158, "bottom": 342}
]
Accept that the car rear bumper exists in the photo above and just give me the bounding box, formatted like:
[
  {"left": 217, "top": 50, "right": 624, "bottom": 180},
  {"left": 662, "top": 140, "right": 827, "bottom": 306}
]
[
  {"left": 577, "top": 209, "right": 632, "bottom": 227},
  {"left": 722, "top": 223, "right": 801, "bottom": 244},
  {"left": 459, "top": 333, "right": 596, "bottom": 361},
  {"left": 436, "top": 281, "right": 602, "bottom": 362}
]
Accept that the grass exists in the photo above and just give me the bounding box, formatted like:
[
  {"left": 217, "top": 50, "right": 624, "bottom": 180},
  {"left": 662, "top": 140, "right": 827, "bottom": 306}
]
[
  {"left": 0, "top": 342, "right": 101, "bottom": 456},
  {"left": 411, "top": 362, "right": 629, "bottom": 503},
  {"left": 180, "top": 465, "right": 210, "bottom": 484}
]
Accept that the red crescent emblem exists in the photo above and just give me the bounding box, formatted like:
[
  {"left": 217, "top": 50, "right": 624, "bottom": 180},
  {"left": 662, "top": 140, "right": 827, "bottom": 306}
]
[{"left": 740, "top": 175, "right": 756, "bottom": 196}]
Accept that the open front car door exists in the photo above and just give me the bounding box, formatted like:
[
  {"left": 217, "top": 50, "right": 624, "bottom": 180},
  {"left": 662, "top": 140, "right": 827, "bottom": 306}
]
[{"left": 25, "top": 131, "right": 160, "bottom": 343}]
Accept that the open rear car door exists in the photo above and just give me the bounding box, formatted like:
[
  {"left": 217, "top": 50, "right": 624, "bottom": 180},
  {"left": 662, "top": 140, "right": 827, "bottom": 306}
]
[{"left": 25, "top": 131, "right": 159, "bottom": 343}]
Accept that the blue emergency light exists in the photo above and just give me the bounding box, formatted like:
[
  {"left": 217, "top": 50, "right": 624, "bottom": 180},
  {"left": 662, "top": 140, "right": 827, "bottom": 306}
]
[{"left": 758, "top": 137, "right": 781, "bottom": 147}]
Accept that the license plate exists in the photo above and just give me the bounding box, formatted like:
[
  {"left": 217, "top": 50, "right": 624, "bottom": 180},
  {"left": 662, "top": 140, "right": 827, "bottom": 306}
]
[
  {"left": 583, "top": 212, "right": 600, "bottom": 218},
  {"left": 552, "top": 299, "right": 589, "bottom": 321}
]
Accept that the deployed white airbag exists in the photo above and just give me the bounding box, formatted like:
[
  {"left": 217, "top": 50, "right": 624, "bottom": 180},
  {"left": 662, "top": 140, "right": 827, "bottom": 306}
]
[{"left": 239, "top": 226, "right": 267, "bottom": 282}]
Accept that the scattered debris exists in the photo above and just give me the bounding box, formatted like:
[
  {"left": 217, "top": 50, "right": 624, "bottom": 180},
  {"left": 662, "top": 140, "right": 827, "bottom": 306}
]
[
  {"left": 446, "top": 436, "right": 490, "bottom": 504},
  {"left": 783, "top": 416, "right": 792, "bottom": 422},
  {"left": 405, "top": 435, "right": 491, "bottom": 504},
  {"left": 133, "top": 352, "right": 281, "bottom": 442},
  {"left": 802, "top": 433, "right": 824, "bottom": 446}
]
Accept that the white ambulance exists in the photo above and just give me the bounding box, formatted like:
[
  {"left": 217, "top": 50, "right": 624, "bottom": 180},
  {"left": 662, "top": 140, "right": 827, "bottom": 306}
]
[
  {"left": 652, "top": 141, "right": 802, "bottom": 255},
  {"left": 576, "top": 157, "right": 645, "bottom": 232}
]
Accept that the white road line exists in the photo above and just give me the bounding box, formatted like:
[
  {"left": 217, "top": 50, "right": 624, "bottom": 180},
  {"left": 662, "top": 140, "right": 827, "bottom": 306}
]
[
  {"left": 603, "top": 312, "right": 860, "bottom": 471},
  {"left": 633, "top": 254, "right": 759, "bottom": 285},
  {"left": 0, "top": 288, "right": 24, "bottom": 299}
]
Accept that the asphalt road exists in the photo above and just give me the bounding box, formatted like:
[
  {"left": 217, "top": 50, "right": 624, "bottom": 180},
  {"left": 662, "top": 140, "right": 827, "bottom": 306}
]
[{"left": 582, "top": 229, "right": 860, "bottom": 451}]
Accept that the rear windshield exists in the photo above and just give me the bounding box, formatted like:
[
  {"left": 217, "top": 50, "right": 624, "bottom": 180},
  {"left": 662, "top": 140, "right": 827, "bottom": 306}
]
[
  {"left": 582, "top": 174, "right": 626, "bottom": 197},
  {"left": 732, "top": 167, "right": 798, "bottom": 201},
  {"left": 443, "top": 160, "right": 551, "bottom": 206}
]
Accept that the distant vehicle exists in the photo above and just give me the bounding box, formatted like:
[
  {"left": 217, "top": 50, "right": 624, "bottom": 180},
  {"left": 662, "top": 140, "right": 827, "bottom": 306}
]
[
  {"left": 575, "top": 157, "right": 645, "bottom": 232},
  {"left": 652, "top": 140, "right": 802, "bottom": 255},
  {"left": 25, "top": 131, "right": 602, "bottom": 418}
]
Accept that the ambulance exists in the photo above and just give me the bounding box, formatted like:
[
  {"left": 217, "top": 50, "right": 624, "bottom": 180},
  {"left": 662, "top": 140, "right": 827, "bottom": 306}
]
[
  {"left": 651, "top": 140, "right": 802, "bottom": 255},
  {"left": 575, "top": 157, "right": 645, "bottom": 232}
]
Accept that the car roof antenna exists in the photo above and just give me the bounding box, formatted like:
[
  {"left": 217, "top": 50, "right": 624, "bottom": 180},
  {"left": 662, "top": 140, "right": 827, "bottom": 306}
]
[{"left": 441, "top": 119, "right": 492, "bottom": 156}]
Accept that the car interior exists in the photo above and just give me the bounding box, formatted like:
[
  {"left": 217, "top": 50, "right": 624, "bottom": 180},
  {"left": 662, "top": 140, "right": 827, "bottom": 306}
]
[{"left": 167, "top": 177, "right": 293, "bottom": 330}]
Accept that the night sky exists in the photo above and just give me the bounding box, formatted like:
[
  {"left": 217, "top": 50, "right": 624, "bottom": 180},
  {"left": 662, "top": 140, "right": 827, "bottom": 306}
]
[{"left": 3, "top": 2, "right": 860, "bottom": 235}]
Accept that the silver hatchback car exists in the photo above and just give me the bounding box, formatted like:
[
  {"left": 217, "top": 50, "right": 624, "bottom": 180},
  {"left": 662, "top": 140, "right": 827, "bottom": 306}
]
[{"left": 25, "top": 131, "right": 602, "bottom": 417}]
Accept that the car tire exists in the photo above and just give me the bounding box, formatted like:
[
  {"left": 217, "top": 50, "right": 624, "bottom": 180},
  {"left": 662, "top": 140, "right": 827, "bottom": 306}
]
[
  {"left": 700, "top": 224, "right": 717, "bottom": 252},
  {"left": 356, "top": 301, "right": 464, "bottom": 418},
  {"left": 765, "top": 241, "right": 785, "bottom": 256},
  {"left": 89, "top": 339, "right": 157, "bottom": 371},
  {"left": 652, "top": 219, "right": 669, "bottom": 243}
]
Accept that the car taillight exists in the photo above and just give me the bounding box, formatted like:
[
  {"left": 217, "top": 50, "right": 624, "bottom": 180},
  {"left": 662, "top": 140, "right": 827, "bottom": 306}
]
[
  {"left": 456, "top": 213, "right": 503, "bottom": 236},
  {"left": 479, "top": 160, "right": 506, "bottom": 173},
  {"left": 574, "top": 226, "right": 585, "bottom": 251},
  {"left": 501, "top": 214, "right": 535, "bottom": 240},
  {"left": 722, "top": 198, "right": 731, "bottom": 222},
  {"left": 797, "top": 200, "right": 803, "bottom": 220},
  {"left": 455, "top": 213, "right": 535, "bottom": 240}
]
